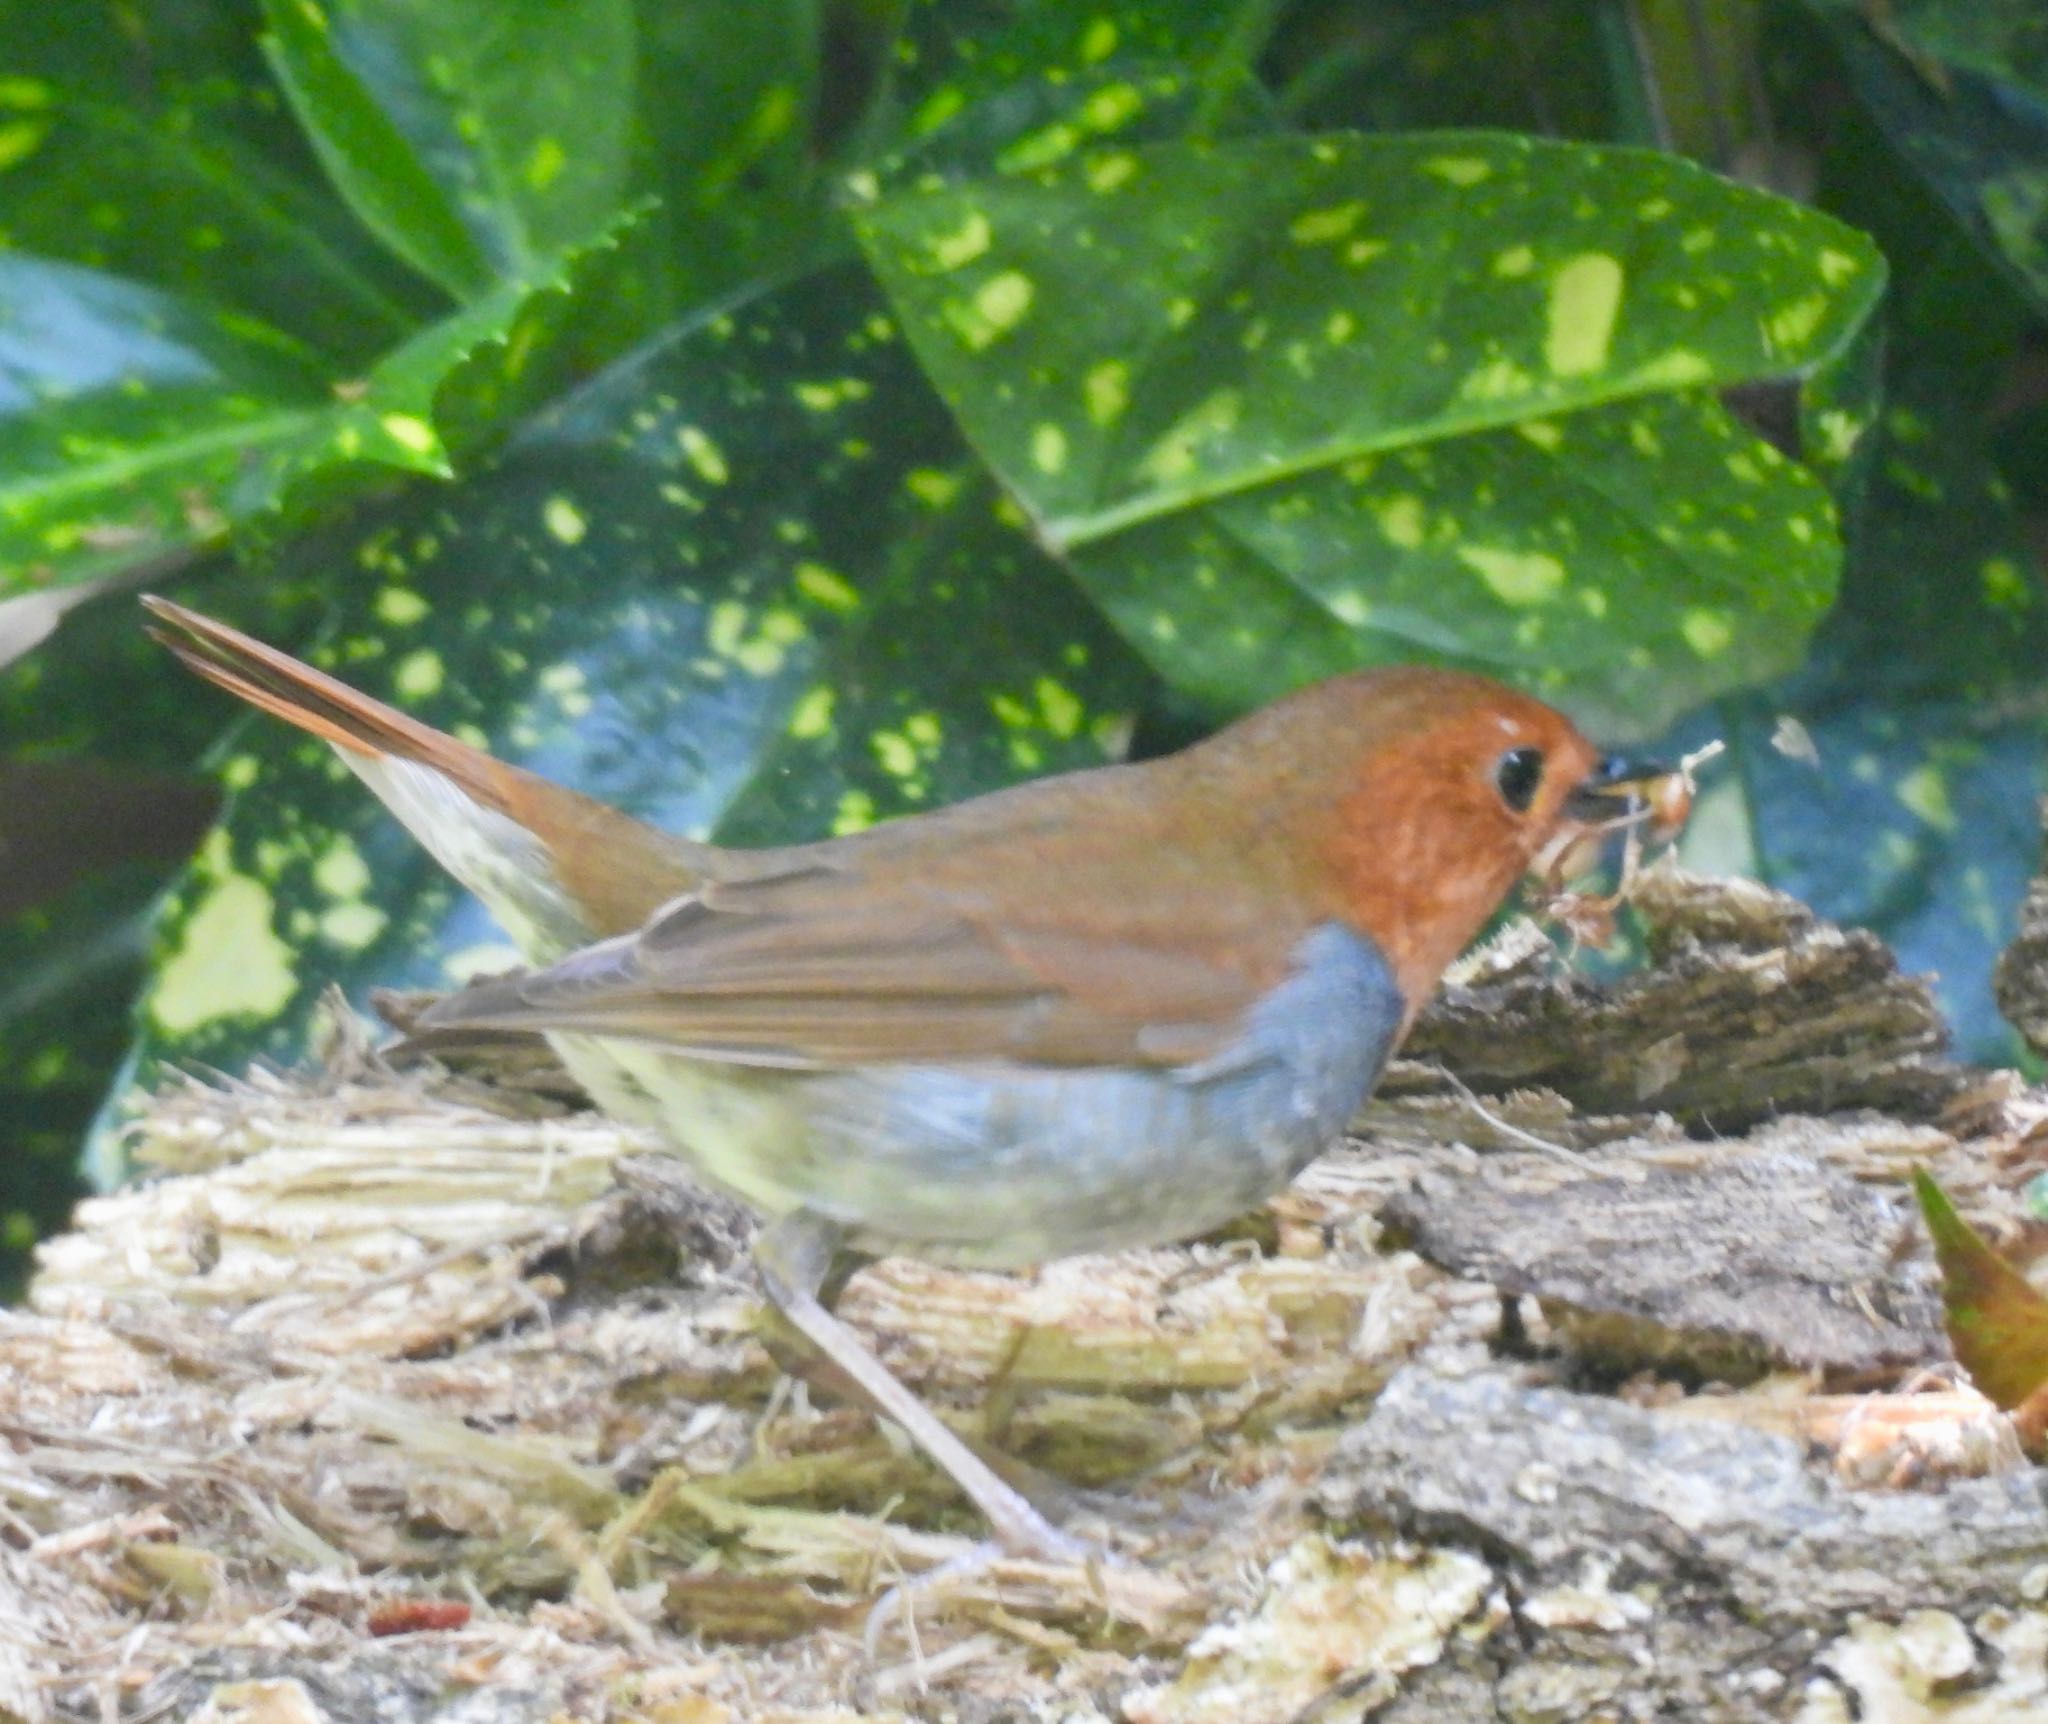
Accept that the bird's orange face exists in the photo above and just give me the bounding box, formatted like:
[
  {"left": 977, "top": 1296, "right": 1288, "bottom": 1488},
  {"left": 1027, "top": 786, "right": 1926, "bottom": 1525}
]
[{"left": 1316, "top": 670, "right": 1624, "bottom": 1013}]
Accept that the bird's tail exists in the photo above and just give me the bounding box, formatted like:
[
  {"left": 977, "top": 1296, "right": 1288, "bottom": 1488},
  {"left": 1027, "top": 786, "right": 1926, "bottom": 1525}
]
[{"left": 144, "top": 597, "right": 704, "bottom": 960}]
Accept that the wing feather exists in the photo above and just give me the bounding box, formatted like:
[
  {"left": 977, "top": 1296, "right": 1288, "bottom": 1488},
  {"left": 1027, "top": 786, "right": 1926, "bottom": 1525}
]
[{"left": 418, "top": 777, "right": 1316, "bottom": 1070}]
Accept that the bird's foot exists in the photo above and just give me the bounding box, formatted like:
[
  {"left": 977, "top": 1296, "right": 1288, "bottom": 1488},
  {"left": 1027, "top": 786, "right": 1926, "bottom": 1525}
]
[
  {"left": 862, "top": 1520, "right": 1108, "bottom": 1660},
  {"left": 864, "top": 1539, "right": 1005, "bottom": 1659},
  {"left": 989, "top": 1489, "right": 1096, "bottom": 1566}
]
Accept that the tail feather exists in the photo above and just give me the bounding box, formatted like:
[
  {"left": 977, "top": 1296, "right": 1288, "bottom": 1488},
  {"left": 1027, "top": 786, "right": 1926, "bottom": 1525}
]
[
  {"left": 145, "top": 597, "right": 705, "bottom": 957},
  {"left": 144, "top": 596, "right": 494, "bottom": 787}
]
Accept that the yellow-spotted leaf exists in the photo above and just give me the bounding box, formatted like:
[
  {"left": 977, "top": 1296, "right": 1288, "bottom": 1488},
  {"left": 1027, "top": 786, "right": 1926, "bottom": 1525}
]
[
  {"left": 889, "top": 0, "right": 1263, "bottom": 181},
  {"left": 1079, "top": 389, "right": 1831, "bottom": 736},
  {"left": 858, "top": 133, "right": 1880, "bottom": 546},
  {"left": 630, "top": 0, "right": 833, "bottom": 305},
  {"left": 0, "top": 223, "right": 636, "bottom": 596},
  {"left": 857, "top": 131, "right": 1883, "bottom": 731},
  {"left": 252, "top": 207, "right": 648, "bottom": 529},
  {"left": 1713, "top": 118, "right": 2048, "bottom": 1062},
  {"left": 0, "top": 257, "right": 332, "bottom": 594},
  {"left": 260, "top": 0, "right": 633, "bottom": 293},
  {"left": 0, "top": 18, "right": 425, "bottom": 365},
  {"left": 1817, "top": 0, "right": 2048, "bottom": 312}
]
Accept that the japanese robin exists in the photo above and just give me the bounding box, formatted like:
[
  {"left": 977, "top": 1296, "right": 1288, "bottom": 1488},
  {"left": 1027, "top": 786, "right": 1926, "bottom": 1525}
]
[{"left": 145, "top": 596, "right": 1661, "bottom": 1560}]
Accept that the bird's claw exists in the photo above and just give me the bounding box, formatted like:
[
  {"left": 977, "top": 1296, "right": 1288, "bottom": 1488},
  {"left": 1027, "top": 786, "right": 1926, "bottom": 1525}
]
[
  {"left": 864, "top": 1538, "right": 1004, "bottom": 1659},
  {"left": 862, "top": 1519, "right": 1106, "bottom": 1659},
  {"left": 995, "top": 1498, "right": 1095, "bottom": 1566}
]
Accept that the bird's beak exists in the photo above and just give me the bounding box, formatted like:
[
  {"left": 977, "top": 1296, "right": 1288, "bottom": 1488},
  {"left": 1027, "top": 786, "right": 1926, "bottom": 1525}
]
[
  {"left": 1534, "top": 747, "right": 1712, "bottom": 898},
  {"left": 1563, "top": 753, "right": 1674, "bottom": 828}
]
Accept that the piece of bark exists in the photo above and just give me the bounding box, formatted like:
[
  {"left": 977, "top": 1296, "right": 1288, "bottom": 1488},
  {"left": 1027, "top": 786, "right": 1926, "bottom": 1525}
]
[
  {"left": 1122, "top": 1537, "right": 1494, "bottom": 1724},
  {"left": 1320, "top": 1366, "right": 2048, "bottom": 1722},
  {"left": 133, "top": 1654, "right": 587, "bottom": 1724},
  {"left": 1382, "top": 1141, "right": 1948, "bottom": 1381},
  {"left": 1995, "top": 798, "right": 2048, "bottom": 1059},
  {"left": 1406, "top": 870, "right": 1976, "bottom": 1129},
  {"left": 1325, "top": 1366, "right": 2048, "bottom": 1613}
]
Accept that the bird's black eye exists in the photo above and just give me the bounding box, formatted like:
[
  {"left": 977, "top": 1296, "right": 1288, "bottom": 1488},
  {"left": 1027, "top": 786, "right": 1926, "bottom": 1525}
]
[{"left": 1494, "top": 746, "right": 1545, "bottom": 813}]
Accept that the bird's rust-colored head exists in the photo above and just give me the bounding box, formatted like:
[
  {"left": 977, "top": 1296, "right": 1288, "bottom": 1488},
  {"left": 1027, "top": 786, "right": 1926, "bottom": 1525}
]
[{"left": 1200, "top": 666, "right": 1646, "bottom": 1016}]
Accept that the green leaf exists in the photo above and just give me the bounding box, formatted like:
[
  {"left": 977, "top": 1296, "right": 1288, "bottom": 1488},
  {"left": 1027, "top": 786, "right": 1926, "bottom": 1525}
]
[
  {"left": 1715, "top": 103, "right": 2048, "bottom": 1063},
  {"left": 629, "top": 0, "right": 830, "bottom": 308},
  {"left": 0, "top": 84, "right": 422, "bottom": 365},
  {"left": 1269, "top": 0, "right": 1623, "bottom": 143},
  {"left": 0, "top": 256, "right": 330, "bottom": 593},
  {"left": 261, "top": 0, "right": 635, "bottom": 290},
  {"left": 1813, "top": 0, "right": 2048, "bottom": 118},
  {"left": 0, "top": 5, "right": 634, "bottom": 595},
  {"left": 260, "top": 0, "right": 497, "bottom": 298},
  {"left": 1716, "top": 380, "right": 2048, "bottom": 1062},
  {"left": 1912, "top": 1170, "right": 2048, "bottom": 1430},
  {"left": 249, "top": 206, "right": 650, "bottom": 526},
  {"left": 1796, "top": 308, "right": 1884, "bottom": 515},
  {"left": 1077, "top": 389, "right": 1836, "bottom": 736},
  {"left": 858, "top": 132, "right": 1880, "bottom": 730},
  {"left": 898, "top": 0, "right": 1240, "bottom": 117},
  {"left": 128, "top": 267, "right": 1155, "bottom": 1075},
  {"left": 0, "top": 863, "right": 151, "bottom": 1293},
  {"left": 859, "top": 134, "right": 1882, "bottom": 548},
  {"left": 888, "top": 0, "right": 1261, "bottom": 177},
  {"left": 1819, "top": 1, "right": 2048, "bottom": 312},
  {"left": 0, "top": 1, "right": 426, "bottom": 360},
  {"left": 427, "top": 204, "right": 651, "bottom": 448},
  {"left": 1873, "top": 0, "right": 2048, "bottom": 90},
  {"left": 0, "top": 589, "right": 235, "bottom": 1265},
  {"left": 0, "top": 220, "right": 635, "bottom": 594}
]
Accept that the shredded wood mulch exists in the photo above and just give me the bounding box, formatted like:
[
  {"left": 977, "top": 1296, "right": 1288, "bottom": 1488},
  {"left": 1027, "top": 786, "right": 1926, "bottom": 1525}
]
[{"left": 6, "top": 867, "right": 2048, "bottom": 1723}]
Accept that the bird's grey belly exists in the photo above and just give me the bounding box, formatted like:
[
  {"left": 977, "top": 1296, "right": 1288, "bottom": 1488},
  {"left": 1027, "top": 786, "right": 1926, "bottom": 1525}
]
[{"left": 557, "top": 923, "right": 1404, "bottom": 1269}]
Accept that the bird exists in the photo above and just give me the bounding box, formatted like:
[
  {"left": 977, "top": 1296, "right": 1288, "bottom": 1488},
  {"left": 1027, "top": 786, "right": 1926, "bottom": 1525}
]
[{"left": 144, "top": 594, "right": 1662, "bottom": 1562}]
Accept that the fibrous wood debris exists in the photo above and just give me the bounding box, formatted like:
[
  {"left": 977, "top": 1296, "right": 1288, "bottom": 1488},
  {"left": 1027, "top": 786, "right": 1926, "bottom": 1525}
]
[
  {"left": 5, "top": 866, "right": 2048, "bottom": 1723},
  {"left": 1996, "top": 798, "right": 2048, "bottom": 1062}
]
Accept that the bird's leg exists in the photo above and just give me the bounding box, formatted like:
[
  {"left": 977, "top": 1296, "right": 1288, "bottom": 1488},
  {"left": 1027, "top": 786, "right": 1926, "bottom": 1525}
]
[
  {"left": 752, "top": 1210, "right": 1089, "bottom": 1563},
  {"left": 756, "top": 1267, "right": 1104, "bottom": 1527}
]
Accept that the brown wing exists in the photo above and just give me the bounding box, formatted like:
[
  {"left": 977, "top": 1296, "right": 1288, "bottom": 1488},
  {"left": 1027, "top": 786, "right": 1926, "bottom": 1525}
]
[{"left": 417, "top": 769, "right": 1313, "bottom": 1070}]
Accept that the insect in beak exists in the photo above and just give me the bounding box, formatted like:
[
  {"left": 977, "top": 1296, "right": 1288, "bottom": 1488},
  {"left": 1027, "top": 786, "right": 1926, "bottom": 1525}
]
[
  {"left": 1564, "top": 753, "right": 1671, "bottom": 827},
  {"left": 1531, "top": 741, "right": 1725, "bottom": 947}
]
